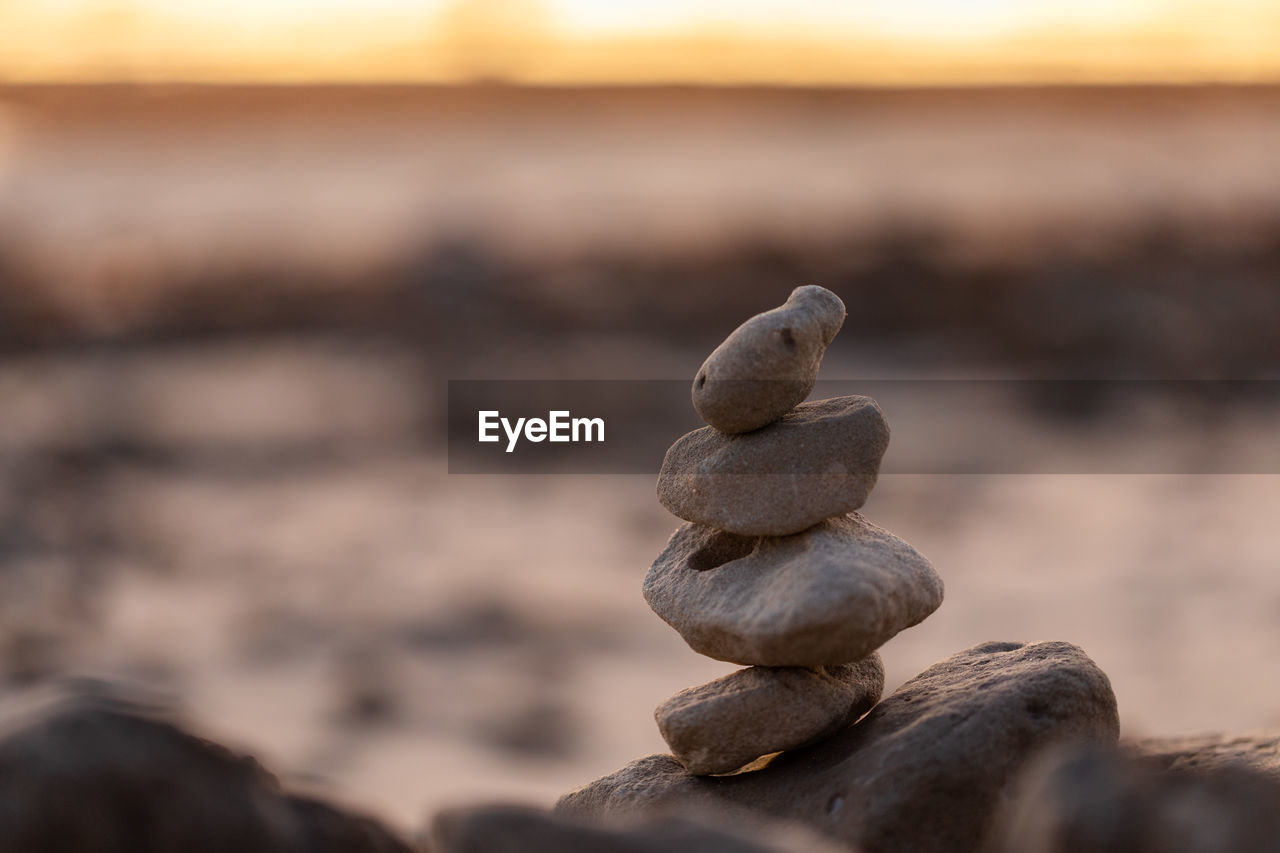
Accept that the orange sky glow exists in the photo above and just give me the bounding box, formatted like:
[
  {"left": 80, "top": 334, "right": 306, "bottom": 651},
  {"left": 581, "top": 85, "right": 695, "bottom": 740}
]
[{"left": 1, "top": 0, "right": 1278, "bottom": 84}]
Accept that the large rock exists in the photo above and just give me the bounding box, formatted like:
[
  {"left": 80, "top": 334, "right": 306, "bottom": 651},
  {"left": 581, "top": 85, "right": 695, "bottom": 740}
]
[
  {"left": 657, "top": 395, "right": 890, "bottom": 536},
  {"left": 0, "top": 687, "right": 410, "bottom": 853},
  {"left": 998, "top": 745, "right": 1280, "bottom": 853},
  {"left": 1127, "top": 732, "right": 1280, "bottom": 778},
  {"left": 691, "top": 285, "right": 846, "bottom": 434},
  {"left": 557, "top": 641, "right": 1120, "bottom": 853},
  {"left": 644, "top": 514, "right": 942, "bottom": 666},
  {"left": 657, "top": 655, "right": 885, "bottom": 776},
  {"left": 428, "top": 804, "right": 852, "bottom": 853}
]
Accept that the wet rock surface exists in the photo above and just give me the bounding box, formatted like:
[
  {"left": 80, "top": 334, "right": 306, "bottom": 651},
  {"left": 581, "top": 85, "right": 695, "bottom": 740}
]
[
  {"left": 656, "top": 395, "right": 890, "bottom": 536},
  {"left": 644, "top": 515, "right": 942, "bottom": 666},
  {"left": 558, "top": 641, "right": 1120, "bottom": 853},
  {"left": 656, "top": 655, "right": 885, "bottom": 775},
  {"left": 691, "top": 285, "right": 846, "bottom": 434}
]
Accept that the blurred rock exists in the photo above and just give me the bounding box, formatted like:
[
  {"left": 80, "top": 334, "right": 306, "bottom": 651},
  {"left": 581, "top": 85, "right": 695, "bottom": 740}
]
[
  {"left": 286, "top": 795, "right": 416, "bottom": 853},
  {"left": 474, "top": 698, "right": 580, "bottom": 761},
  {"left": 332, "top": 642, "right": 400, "bottom": 729},
  {"left": 0, "top": 627, "right": 66, "bottom": 686},
  {"left": 656, "top": 656, "right": 885, "bottom": 776},
  {"left": 644, "top": 515, "right": 942, "bottom": 666},
  {"left": 558, "top": 641, "right": 1119, "bottom": 853},
  {"left": 0, "top": 686, "right": 411, "bottom": 852},
  {"left": 428, "top": 803, "right": 852, "bottom": 853},
  {"left": 997, "top": 744, "right": 1280, "bottom": 853},
  {"left": 1127, "top": 732, "right": 1280, "bottom": 778},
  {"left": 692, "top": 285, "right": 845, "bottom": 434},
  {"left": 657, "top": 396, "right": 889, "bottom": 536}
]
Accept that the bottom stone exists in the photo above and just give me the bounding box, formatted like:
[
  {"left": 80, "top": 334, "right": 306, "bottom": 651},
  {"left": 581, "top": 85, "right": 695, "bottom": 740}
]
[
  {"left": 557, "top": 641, "right": 1120, "bottom": 853},
  {"left": 657, "top": 655, "right": 885, "bottom": 776}
]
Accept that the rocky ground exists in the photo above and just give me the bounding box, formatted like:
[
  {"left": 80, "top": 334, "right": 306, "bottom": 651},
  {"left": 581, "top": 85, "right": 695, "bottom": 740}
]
[{"left": 1, "top": 329, "right": 1278, "bottom": 849}]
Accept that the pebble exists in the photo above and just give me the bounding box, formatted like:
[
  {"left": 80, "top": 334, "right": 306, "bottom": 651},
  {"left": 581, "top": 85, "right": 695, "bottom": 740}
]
[
  {"left": 657, "top": 396, "right": 890, "bottom": 536},
  {"left": 692, "top": 285, "right": 846, "bottom": 434},
  {"left": 644, "top": 514, "right": 942, "bottom": 666},
  {"left": 657, "top": 656, "right": 885, "bottom": 776}
]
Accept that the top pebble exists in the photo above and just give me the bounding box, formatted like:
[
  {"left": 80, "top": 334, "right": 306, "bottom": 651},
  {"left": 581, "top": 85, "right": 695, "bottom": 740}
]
[{"left": 692, "top": 285, "right": 846, "bottom": 434}]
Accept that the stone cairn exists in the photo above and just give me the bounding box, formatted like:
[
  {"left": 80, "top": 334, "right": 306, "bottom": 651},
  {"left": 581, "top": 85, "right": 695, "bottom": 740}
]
[
  {"left": 643, "top": 285, "right": 942, "bottom": 776},
  {"left": 557, "top": 286, "right": 1121, "bottom": 853}
]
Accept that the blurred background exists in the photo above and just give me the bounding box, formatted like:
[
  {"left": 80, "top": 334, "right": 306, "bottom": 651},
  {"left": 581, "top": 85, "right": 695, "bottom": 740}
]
[{"left": 1, "top": 0, "right": 1279, "bottom": 834}]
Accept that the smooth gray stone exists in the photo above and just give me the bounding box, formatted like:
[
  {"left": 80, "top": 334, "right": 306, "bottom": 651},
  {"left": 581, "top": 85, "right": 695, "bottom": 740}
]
[
  {"left": 692, "top": 285, "right": 845, "bottom": 434},
  {"left": 657, "top": 656, "right": 884, "bottom": 775},
  {"left": 657, "top": 395, "right": 889, "bottom": 536},
  {"left": 644, "top": 514, "right": 942, "bottom": 666}
]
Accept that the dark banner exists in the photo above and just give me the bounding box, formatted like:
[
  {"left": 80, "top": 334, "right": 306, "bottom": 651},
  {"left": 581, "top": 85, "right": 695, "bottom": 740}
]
[{"left": 447, "top": 380, "right": 1280, "bottom": 474}]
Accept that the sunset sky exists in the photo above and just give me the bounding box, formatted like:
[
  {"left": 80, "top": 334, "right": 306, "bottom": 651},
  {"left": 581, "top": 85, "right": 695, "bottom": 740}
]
[{"left": 1, "top": 0, "right": 1278, "bottom": 84}]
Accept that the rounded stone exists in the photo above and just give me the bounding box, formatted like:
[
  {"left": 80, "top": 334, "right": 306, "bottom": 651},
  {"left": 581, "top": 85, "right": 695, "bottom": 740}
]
[
  {"left": 644, "top": 514, "right": 942, "bottom": 667},
  {"left": 657, "top": 655, "right": 885, "bottom": 776},
  {"left": 692, "top": 285, "right": 846, "bottom": 434},
  {"left": 657, "top": 396, "right": 890, "bottom": 537},
  {"left": 557, "top": 641, "right": 1121, "bottom": 853}
]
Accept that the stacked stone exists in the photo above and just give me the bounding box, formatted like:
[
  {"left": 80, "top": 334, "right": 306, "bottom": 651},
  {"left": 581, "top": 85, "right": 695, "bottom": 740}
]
[
  {"left": 643, "top": 285, "right": 945, "bottom": 776},
  {"left": 557, "top": 287, "right": 1122, "bottom": 851}
]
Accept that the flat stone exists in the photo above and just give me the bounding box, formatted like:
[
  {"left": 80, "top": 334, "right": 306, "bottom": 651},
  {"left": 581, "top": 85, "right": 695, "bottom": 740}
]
[
  {"left": 998, "top": 745, "right": 1280, "bottom": 853},
  {"left": 557, "top": 641, "right": 1120, "bottom": 853},
  {"left": 657, "top": 396, "right": 889, "bottom": 536},
  {"left": 644, "top": 514, "right": 942, "bottom": 666},
  {"left": 1127, "top": 732, "right": 1280, "bottom": 778},
  {"left": 429, "top": 804, "right": 851, "bottom": 853},
  {"left": 657, "top": 655, "right": 885, "bottom": 775},
  {"left": 692, "top": 285, "right": 846, "bottom": 434}
]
